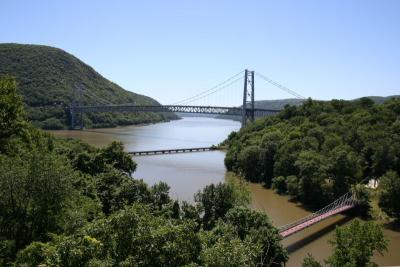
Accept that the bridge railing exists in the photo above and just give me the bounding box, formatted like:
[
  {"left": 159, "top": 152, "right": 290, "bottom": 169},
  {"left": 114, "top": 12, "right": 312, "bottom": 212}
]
[
  {"left": 71, "top": 104, "right": 281, "bottom": 115},
  {"left": 69, "top": 104, "right": 282, "bottom": 129},
  {"left": 278, "top": 192, "right": 355, "bottom": 233}
]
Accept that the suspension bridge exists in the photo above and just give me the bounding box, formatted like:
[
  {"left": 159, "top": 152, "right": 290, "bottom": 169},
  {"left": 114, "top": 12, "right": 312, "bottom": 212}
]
[
  {"left": 67, "top": 69, "right": 361, "bottom": 238},
  {"left": 68, "top": 69, "right": 305, "bottom": 129}
]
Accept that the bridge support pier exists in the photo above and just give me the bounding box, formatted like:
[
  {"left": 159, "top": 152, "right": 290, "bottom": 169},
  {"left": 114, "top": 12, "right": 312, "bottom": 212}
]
[
  {"left": 241, "top": 70, "right": 248, "bottom": 127},
  {"left": 69, "top": 106, "right": 84, "bottom": 130},
  {"left": 241, "top": 69, "right": 255, "bottom": 128},
  {"left": 70, "top": 106, "right": 75, "bottom": 129},
  {"left": 70, "top": 85, "right": 85, "bottom": 130}
]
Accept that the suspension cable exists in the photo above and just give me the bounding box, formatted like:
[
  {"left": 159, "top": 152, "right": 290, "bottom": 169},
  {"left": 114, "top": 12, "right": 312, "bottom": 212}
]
[
  {"left": 255, "top": 72, "right": 305, "bottom": 99},
  {"left": 171, "top": 70, "right": 244, "bottom": 105},
  {"left": 176, "top": 76, "right": 243, "bottom": 105}
]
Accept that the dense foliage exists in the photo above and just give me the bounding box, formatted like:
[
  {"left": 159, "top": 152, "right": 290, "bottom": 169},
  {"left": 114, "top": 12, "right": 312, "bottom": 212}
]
[
  {"left": 303, "top": 219, "right": 387, "bottom": 267},
  {"left": 0, "top": 77, "right": 287, "bottom": 266},
  {"left": 224, "top": 98, "right": 400, "bottom": 214},
  {"left": 0, "top": 76, "right": 28, "bottom": 148},
  {"left": 378, "top": 171, "right": 400, "bottom": 222},
  {"left": 253, "top": 96, "right": 399, "bottom": 110},
  {"left": 0, "top": 44, "right": 177, "bottom": 129}
]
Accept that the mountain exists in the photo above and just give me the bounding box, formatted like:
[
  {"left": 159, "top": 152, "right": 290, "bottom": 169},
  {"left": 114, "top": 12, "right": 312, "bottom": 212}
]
[
  {"left": 251, "top": 96, "right": 399, "bottom": 110},
  {"left": 0, "top": 43, "right": 176, "bottom": 129},
  {"left": 253, "top": 98, "right": 305, "bottom": 109},
  {"left": 354, "top": 95, "right": 400, "bottom": 104}
]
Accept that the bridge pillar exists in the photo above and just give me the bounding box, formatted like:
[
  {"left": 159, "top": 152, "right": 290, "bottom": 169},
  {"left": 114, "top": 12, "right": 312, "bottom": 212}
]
[
  {"left": 69, "top": 106, "right": 75, "bottom": 129},
  {"left": 241, "top": 70, "right": 255, "bottom": 128},
  {"left": 250, "top": 70, "right": 255, "bottom": 122},
  {"left": 70, "top": 85, "right": 85, "bottom": 130},
  {"left": 241, "top": 69, "right": 248, "bottom": 127}
]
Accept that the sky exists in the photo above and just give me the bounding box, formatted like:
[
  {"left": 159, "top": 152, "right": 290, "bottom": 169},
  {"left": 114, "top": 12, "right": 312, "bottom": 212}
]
[{"left": 1, "top": 0, "right": 400, "bottom": 105}]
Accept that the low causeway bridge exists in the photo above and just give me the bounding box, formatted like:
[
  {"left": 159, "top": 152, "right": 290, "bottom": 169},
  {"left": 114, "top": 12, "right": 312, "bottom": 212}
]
[{"left": 128, "top": 146, "right": 217, "bottom": 156}]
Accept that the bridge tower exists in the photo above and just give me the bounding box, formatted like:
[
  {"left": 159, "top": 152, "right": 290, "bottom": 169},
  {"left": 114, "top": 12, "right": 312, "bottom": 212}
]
[
  {"left": 69, "top": 85, "right": 84, "bottom": 129},
  {"left": 241, "top": 69, "right": 255, "bottom": 127}
]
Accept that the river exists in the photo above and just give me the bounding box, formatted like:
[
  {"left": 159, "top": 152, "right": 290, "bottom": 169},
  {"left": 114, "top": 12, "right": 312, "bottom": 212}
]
[{"left": 50, "top": 117, "right": 400, "bottom": 266}]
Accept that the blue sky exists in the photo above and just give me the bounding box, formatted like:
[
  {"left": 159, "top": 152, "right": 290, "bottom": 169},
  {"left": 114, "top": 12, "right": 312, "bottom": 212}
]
[{"left": 1, "top": 0, "right": 399, "bottom": 104}]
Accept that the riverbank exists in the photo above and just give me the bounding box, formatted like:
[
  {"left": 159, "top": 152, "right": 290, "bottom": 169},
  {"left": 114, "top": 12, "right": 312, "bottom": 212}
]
[
  {"left": 49, "top": 118, "right": 400, "bottom": 266},
  {"left": 235, "top": 174, "right": 400, "bottom": 266}
]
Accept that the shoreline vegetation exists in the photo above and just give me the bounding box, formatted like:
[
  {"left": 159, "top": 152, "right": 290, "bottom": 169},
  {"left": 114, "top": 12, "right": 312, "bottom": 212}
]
[
  {"left": 229, "top": 168, "right": 400, "bottom": 233},
  {"left": 223, "top": 97, "right": 400, "bottom": 265},
  {"left": 224, "top": 97, "right": 400, "bottom": 220},
  {"left": 1, "top": 76, "right": 289, "bottom": 266},
  {"left": 0, "top": 75, "right": 397, "bottom": 266},
  {"left": 47, "top": 116, "right": 183, "bottom": 132}
]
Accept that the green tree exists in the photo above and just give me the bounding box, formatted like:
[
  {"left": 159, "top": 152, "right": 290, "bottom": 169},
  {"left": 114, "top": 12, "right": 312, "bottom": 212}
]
[
  {"left": 274, "top": 138, "right": 303, "bottom": 178},
  {"left": 41, "top": 117, "right": 65, "bottom": 130},
  {"left": 17, "top": 204, "right": 202, "bottom": 267},
  {"left": 224, "top": 148, "right": 237, "bottom": 172},
  {"left": 329, "top": 146, "right": 362, "bottom": 196},
  {"left": 237, "top": 145, "right": 261, "bottom": 182},
  {"left": 0, "top": 151, "right": 80, "bottom": 250},
  {"left": 224, "top": 207, "right": 288, "bottom": 266},
  {"left": 326, "top": 219, "right": 387, "bottom": 267},
  {"left": 258, "top": 131, "right": 282, "bottom": 186},
  {"left": 295, "top": 150, "right": 330, "bottom": 206},
  {"left": 88, "top": 204, "right": 201, "bottom": 266},
  {"left": 352, "top": 184, "right": 371, "bottom": 217},
  {"left": 286, "top": 175, "right": 300, "bottom": 197},
  {"left": 0, "top": 76, "right": 27, "bottom": 151},
  {"left": 98, "top": 141, "right": 137, "bottom": 175},
  {"left": 0, "top": 240, "right": 15, "bottom": 266},
  {"left": 200, "top": 230, "right": 261, "bottom": 267},
  {"left": 272, "top": 176, "right": 287, "bottom": 194},
  {"left": 95, "top": 169, "right": 153, "bottom": 215},
  {"left": 151, "top": 181, "right": 172, "bottom": 209},
  {"left": 378, "top": 170, "right": 400, "bottom": 221},
  {"left": 195, "top": 183, "right": 237, "bottom": 230},
  {"left": 302, "top": 254, "right": 322, "bottom": 267}
]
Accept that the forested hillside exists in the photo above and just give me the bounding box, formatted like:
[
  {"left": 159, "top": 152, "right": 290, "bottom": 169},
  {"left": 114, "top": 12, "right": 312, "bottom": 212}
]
[
  {"left": 252, "top": 96, "right": 399, "bottom": 110},
  {"left": 224, "top": 97, "right": 400, "bottom": 218},
  {"left": 253, "top": 98, "right": 305, "bottom": 110},
  {"left": 0, "top": 76, "right": 288, "bottom": 266},
  {"left": 0, "top": 43, "right": 176, "bottom": 129}
]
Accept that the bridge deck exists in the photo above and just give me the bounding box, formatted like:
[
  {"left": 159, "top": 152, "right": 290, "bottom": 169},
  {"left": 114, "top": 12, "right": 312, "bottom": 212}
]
[
  {"left": 279, "top": 204, "right": 354, "bottom": 238},
  {"left": 128, "top": 146, "right": 217, "bottom": 156},
  {"left": 69, "top": 104, "right": 282, "bottom": 129}
]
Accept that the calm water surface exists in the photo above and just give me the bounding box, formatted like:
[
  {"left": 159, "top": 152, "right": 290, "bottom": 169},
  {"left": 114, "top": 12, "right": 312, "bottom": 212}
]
[
  {"left": 51, "top": 117, "right": 239, "bottom": 200},
  {"left": 50, "top": 117, "right": 400, "bottom": 266}
]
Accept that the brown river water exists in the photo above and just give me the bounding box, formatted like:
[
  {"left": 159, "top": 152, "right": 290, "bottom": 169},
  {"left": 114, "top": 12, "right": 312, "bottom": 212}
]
[{"left": 50, "top": 117, "right": 400, "bottom": 266}]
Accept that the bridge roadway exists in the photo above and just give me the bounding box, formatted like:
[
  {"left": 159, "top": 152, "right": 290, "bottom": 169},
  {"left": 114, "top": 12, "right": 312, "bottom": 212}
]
[
  {"left": 279, "top": 204, "right": 355, "bottom": 238},
  {"left": 70, "top": 104, "right": 281, "bottom": 117},
  {"left": 128, "top": 146, "right": 217, "bottom": 156}
]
